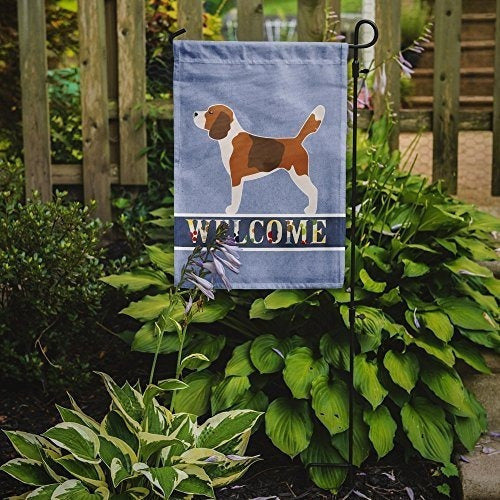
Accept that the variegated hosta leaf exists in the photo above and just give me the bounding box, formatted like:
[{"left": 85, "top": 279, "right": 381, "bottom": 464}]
[
  {"left": 3, "top": 431, "right": 60, "bottom": 461},
  {"left": 353, "top": 354, "right": 388, "bottom": 409},
  {"left": 363, "top": 406, "right": 397, "bottom": 459},
  {"left": 161, "top": 413, "right": 197, "bottom": 465},
  {"left": 56, "top": 405, "right": 100, "bottom": 433},
  {"left": 174, "top": 463, "right": 215, "bottom": 498},
  {"left": 133, "top": 462, "right": 187, "bottom": 498},
  {"left": 100, "top": 411, "right": 139, "bottom": 454},
  {"left": 97, "top": 373, "right": 144, "bottom": 431},
  {"left": 142, "top": 398, "right": 172, "bottom": 434},
  {"left": 0, "top": 458, "right": 52, "bottom": 486},
  {"left": 25, "top": 483, "right": 58, "bottom": 498},
  {"left": 300, "top": 428, "right": 347, "bottom": 493},
  {"left": 283, "top": 347, "right": 329, "bottom": 399},
  {"left": 138, "top": 432, "right": 188, "bottom": 462},
  {"left": 265, "top": 397, "right": 313, "bottom": 458},
  {"left": 43, "top": 423, "right": 100, "bottom": 464},
  {"left": 112, "top": 487, "right": 149, "bottom": 500},
  {"left": 98, "top": 434, "right": 137, "bottom": 486},
  {"left": 110, "top": 457, "right": 133, "bottom": 488},
  {"left": 142, "top": 381, "right": 186, "bottom": 408},
  {"left": 196, "top": 410, "right": 262, "bottom": 454},
  {"left": 310, "top": 376, "right": 349, "bottom": 435},
  {"left": 55, "top": 455, "right": 106, "bottom": 488},
  {"left": 38, "top": 448, "right": 67, "bottom": 483},
  {"left": 51, "top": 479, "right": 108, "bottom": 499},
  {"left": 383, "top": 350, "right": 419, "bottom": 393}
]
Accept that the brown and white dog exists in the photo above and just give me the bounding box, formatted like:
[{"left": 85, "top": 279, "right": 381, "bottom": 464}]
[{"left": 193, "top": 104, "right": 325, "bottom": 215}]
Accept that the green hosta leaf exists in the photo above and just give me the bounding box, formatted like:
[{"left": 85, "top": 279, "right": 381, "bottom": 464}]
[
  {"left": 52, "top": 479, "right": 108, "bottom": 499},
  {"left": 456, "top": 281, "right": 498, "bottom": 314},
  {"left": 55, "top": 456, "right": 106, "bottom": 488},
  {"left": 420, "top": 362, "right": 474, "bottom": 417},
  {"left": 362, "top": 245, "right": 391, "bottom": 272},
  {"left": 101, "top": 269, "right": 168, "bottom": 292},
  {"left": 412, "top": 333, "right": 455, "bottom": 367},
  {"left": 340, "top": 305, "right": 384, "bottom": 353},
  {"left": 172, "top": 371, "right": 214, "bottom": 416},
  {"left": 328, "top": 288, "right": 368, "bottom": 303},
  {"left": 452, "top": 339, "right": 491, "bottom": 374},
  {"left": 331, "top": 409, "right": 370, "bottom": 467},
  {"left": 145, "top": 245, "right": 174, "bottom": 273},
  {"left": 100, "top": 410, "right": 139, "bottom": 454},
  {"left": 174, "top": 464, "right": 214, "bottom": 498},
  {"left": 265, "top": 397, "right": 313, "bottom": 458},
  {"left": 459, "top": 328, "right": 500, "bottom": 350},
  {"left": 301, "top": 428, "right": 347, "bottom": 493},
  {"left": 379, "top": 287, "right": 402, "bottom": 307},
  {"left": 250, "top": 334, "right": 301, "bottom": 374},
  {"left": 249, "top": 298, "right": 279, "bottom": 320},
  {"left": 433, "top": 237, "right": 457, "bottom": 255},
  {"left": 97, "top": 373, "right": 144, "bottom": 431},
  {"left": 24, "top": 484, "right": 58, "bottom": 498},
  {"left": 263, "top": 290, "right": 307, "bottom": 309},
  {"left": 162, "top": 414, "right": 197, "bottom": 464},
  {"left": 454, "top": 414, "right": 482, "bottom": 452},
  {"left": 483, "top": 277, "right": 500, "bottom": 299},
  {"left": 453, "top": 237, "right": 498, "bottom": 261},
  {"left": 419, "top": 205, "right": 465, "bottom": 232},
  {"left": 98, "top": 435, "right": 136, "bottom": 486},
  {"left": 0, "top": 458, "right": 52, "bottom": 486},
  {"left": 402, "top": 259, "right": 430, "bottom": 278},
  {"left": 180, "top": 353, "right": 210, "bottom": 370},
  {"left": 401, "top": 397, "right": 453, "bottom": 464},
  {"left": 363, "top": 406, "right": 397, "bottom": 458},
  {"left": 283, "top": 347, "right": 329, "bottom": 399},
  {"left": 437, "top": 297, "right": 497, "bottom": 331},
  {"left": 225, "top": 341, "right": 255, "bottom": 377},
  {"left": 211, "top": 376, "right": 251, "bottom": 413},
  {"left": 138, "top": 432, "right": 186, "bottom": 461},
  {"left": 120, "top": 294, "right": 173, "bottom": 321},
  {"left": 196, "top": 410, "right": 262, "bottom": 453},
  {"left": 183, "top": 334, "right": 226, "bottom": 370},
  {"left": 231, "top": 390, "right": 269, "bottom": 413},
  {"left": 311, "top": 376, "right": 348, "bottom": 435},
  {"left": 56, "top": 405, "right": 100, "bottom": 433},
  {"left": 191, "top": 295, "right": 234, "bottom": 323},
  {"left": 444, "top": 256, "right": 493, "bottom": 278},
  {"left": 354, "top": 354, "right": 387, "bottom": 409},
  {"left": 383, "top": 350, "right": 419, "bottom": 393},
  {"left": 359, "top": 268, "right": 386, "bottom": 293},
  {"left": 133, "top": 463, "right": 187, "bottom": 498},
  {"left": 3, "top": 431, "right": 59, "bottom": 461},
  {"left": 319, "top": 331, "right": 349, "bottom": 371},
  {"left": 131, "top": 322, "right": 179, "bottom": 354},
  {"left": 419, "top": 310, "right": 454, "bottom": 342},
  {"left": 43, "top": 423, "right": 100, "bottom": 464}
]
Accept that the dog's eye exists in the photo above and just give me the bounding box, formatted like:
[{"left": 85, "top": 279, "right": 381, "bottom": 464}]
[{"left": 208, "top": 110, "right": 214, "bottom": 114}]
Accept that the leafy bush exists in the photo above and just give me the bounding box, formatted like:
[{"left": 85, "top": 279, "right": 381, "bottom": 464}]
[
  {"left": 104, "top": 116, "right": 499, "bottom": 492},
  {"left": 1, "top": 372, "right": 262, "bottom": 499},
  {"left": 0, "top": 183, "right": 107, "bottom": 389},
  {"left": 401, "top": 0, "right": 431, "bottom": 49}
]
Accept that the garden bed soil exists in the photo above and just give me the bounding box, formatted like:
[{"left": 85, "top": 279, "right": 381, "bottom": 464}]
[{"left": 0, "top": 331, "right": 456, "bottom": 499}]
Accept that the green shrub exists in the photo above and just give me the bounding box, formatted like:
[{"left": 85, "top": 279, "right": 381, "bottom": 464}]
[
  {"left": 0, "top": 182, "right": 107, "bottom": 389},
  {"left": 1, "top": 372, "right": 262, "bottom": 498},
  {"left": 401, "top": 0, "right": 431, "bottom": 48},
  {"left": 104, "top": 116, "right": 499, "bottom": 492}
]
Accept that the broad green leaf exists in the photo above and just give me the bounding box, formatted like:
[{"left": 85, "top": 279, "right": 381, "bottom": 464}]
[
  {"left": 133, "top": 463, "right": 187, "bottom": 498},
  {"left": 43, "top": 423, "right": 100, "bottom": 464},
  {"left": 3, "top": 431, "right": 59, "bottom": 461},
  {"left": 265, "top": 397, "right": 313, "bottom": 458},
  {"left": 52, "top": 479, "right": 108, "bottom": 499},
  {"left": 250, "top": 334, "right": 286, "bottom": 374},
  {"left": 301, "top": 428, "right": 347, "bottom": 493},
  {"left": 452, "top": 339, "right": 491, "bottom": 374},
  {"left": 340, "top": 305, "right": 384, "bottom": 353},
  {"left": 456, "top": 280, "right": 498, "bottom": 314},
  {"left": 145, "top": 245, "right": 174, "bottom": 273},
  {"left": 158, "top": 379, "right": 189, "bottom": 391},
  {"left": 311, "top": 376, "right": 348, "bottom": 435},
  {"left": 319, "top": 331, "right": 349, "bottom": 371},
  {"left": 174, "top": 464, "right": 214, "bottom": 498},
  {"left": 98, "top": 435, "right": 136, "bottom": 486},
  {"left": 180, "top": 353, "right": 210, "bottom": 370},
  {"left": 110, "top": 457, "right": 133, "bottom": 489},
  {"left": 419, "top": 310, "right": 454, "bottom": 342},
  {"left": 225, "top": 341, "right": 255, "bottom": 377},
  {"left": 363, "top": 406, "right": 396, "bottom": 458},
  {"left": 138, "top": 432, "right": 186, "bottom": 461},
  {"left": 263, "top": 290, "right": 307, "bottom": 309},
  {"left": 230, "top": 390, "right": 269, "bottom": 413},
  {"left": 120, "top": 294, "right": 172, "bottom": 321},
  {"left": 55, "top": 456, "right": 106, "bottom": 488},
  {"left": 0, "top": 458, "right": 52, "bottom": 486},
  {"left": 191, "top": 295, "right": 235, "bottom": 323},
  {"left": 444, "top": 256, "right": 493, "bottom": 278},
  {"left": 56, "top": 405, "right": 100, "bottom": 433},
  {"left": 453, "top": 237, "right": 498, "bottom": 261},
  {"left": 100, "top": 269, "right": 168, "bottom": 292},
  {"left": 161, "top": 414, "right": 196, "bottom": 464},
  {"left": 249, "top": 298, "right": 279, "bottom": 320},
  {"left": 131, "top": 322, "right": 179, "bottom": 354},
  {"left": 433, "top": 237, "right": 457, "bottom": 254},
  {"left": 359, "top": 268, "right": 386, "bottom": 293},
  {"left": 412, "top": 333, "right": 455, "bottom": 367},
  {"left": 437, "top": 297, "right": 497, "bottom": 332},
  {"left": 25, "top": 484, "right": 58, "bottom": 499},
  {"left": 183, "top": 334, "right": 225, "bottom": 370},
  {"left": 211, "top": 376, "right": 251, "bottom": 413},
  {"left": 383, "top": 350, "right": 419, "bottom": 393},
  {"left": 483, "top": 277, "right": 500, "bottom": 299},
  {"left": 100, "top": 410, "right": 139, "bottom": 453},
  {"left": 419, "top": 205, "right": 465, "bottom": 232},
  {"left": 172, "top": 371, "right": 214, "bottom": 416},
  {"left": 454, "top": 414, "right": 482, "bottom": 452},
  {"left": 459, "top": 328, "right": 500, "bottom": 350},
  {"left": 401, "top": 397, "right": 453, "bottom": 464},
  {"left": 362, "top": 245, "right": 391, "bottom": 272},
  {"left": 331, "top": 409, "right": 370, "bottom": 467},
  {"left": 354, "top": 354, "right": 387, "bottom": 409},
  {"left": 283, "top": 347, "right": 329, "bottom": 399},
  {"left": 379, "top": 287, "right": 402, "bottom": 307},
  {"left": 402, "top": 259, "right": 430, "bottom": 278},
  {"left": 420, "top": 362, "right": 474, "bottom": 417}
]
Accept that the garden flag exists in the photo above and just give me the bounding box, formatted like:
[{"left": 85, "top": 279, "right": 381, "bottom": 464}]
[{"left": 174, "top": 41, "right": 348, "bottom": 289}]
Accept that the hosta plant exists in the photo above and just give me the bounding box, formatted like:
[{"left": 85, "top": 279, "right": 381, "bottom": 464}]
[{"left": 1, "top": 372, "right": 262, "bottom": 499}]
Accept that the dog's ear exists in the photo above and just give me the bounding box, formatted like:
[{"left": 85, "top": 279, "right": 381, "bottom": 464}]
[{"left": 209, "top": 111, "right": 231, "bottom": 140}]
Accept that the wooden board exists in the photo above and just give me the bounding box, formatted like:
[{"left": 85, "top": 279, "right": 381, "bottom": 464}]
[
  {"left": 297, "top": 0, "right": 326, "bottom": 41},
  {"left": 78, "top": 0, "right": 111, "bottom": 220},
  {"left": 17, "top": 0, "right": 52, "bottom": 201},
  {"left": 117, "top": 0, "right": 147, "bottom": 185},
  {"left": 432, "top": 0, "right": 462, "bottom": 194},
  {"left": 492, "top": 0, "right": 500, "bottom": 195},
  {"left": 178, "top": 0, "right": 203, "bottom": 40},
  {"left": 237, "top": 0, "right": 264, "bottom": 41}
]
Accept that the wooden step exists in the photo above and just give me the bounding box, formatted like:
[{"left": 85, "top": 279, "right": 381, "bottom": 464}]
[
  {"left": 461, "top": 13, "right": 496, "bottom": 41},
  {"left": 416, "top": 40, "right": 495, "bottom": 69},
  {"left": 404, "top": 95, "right": 493, "bottom": 111},
  {"left": 411, "top": 67, "right": 494, "bottom": 96},
  {"left": 462, "top": 0, "right": 496, "bottom": 14}
]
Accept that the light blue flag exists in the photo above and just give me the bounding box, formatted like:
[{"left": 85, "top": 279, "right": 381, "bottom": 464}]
[{"left": 174, "top": 40, "right": 348, "bottom": 289}]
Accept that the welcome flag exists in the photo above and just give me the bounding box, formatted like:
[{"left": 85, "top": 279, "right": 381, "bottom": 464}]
[{"left": 174, "top": 41, "right": 348, "bottom": 289}]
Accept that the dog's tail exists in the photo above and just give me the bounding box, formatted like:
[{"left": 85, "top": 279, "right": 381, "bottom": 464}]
[{"left": 296, "top": 105, "right": 325, "bottom": 143}]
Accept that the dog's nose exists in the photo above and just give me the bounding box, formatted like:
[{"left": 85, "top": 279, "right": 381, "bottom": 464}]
[{"left": 194, "top": 112, "right": 198, "bottom": 117}]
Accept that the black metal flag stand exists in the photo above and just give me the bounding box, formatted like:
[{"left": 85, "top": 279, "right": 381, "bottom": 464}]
[{"left": 170, "top": 18, "right": 379, "bottom": 490}]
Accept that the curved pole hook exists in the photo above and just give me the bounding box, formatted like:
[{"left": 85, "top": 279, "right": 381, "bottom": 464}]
[
  {"left": 348, "top": 19, "right": 379, "bottom": 50},
  {"left": 168, "top": 28, "right": 187, "bottom": 43}
]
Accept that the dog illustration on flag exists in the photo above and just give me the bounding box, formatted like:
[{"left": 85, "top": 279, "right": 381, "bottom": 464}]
[{"left": 193, "top": 104, "right": 325, "bottom": 215}]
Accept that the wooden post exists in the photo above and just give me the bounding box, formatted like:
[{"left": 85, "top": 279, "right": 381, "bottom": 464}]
[
  {"left": 78, "top": 0, "right": 111, "bottom": 220},
  {"left": 237, "top": 0, "right": 264, "bottom": 41},
  {"left": 117, "top": 0, "right": 147, "bottom": 185},
  {"left": 297, "top": 0, "right": 328, "bottom": 41},
  {"left": 432, "top": 0, "right": 462, "bottom": 194},
  {"left": 373, "top": 0, "right": 401, "bottom": 151},
  {"left": 492, "top": 0, "right": 500, "bottom": 195},
  {"left": 17, "top": 0, "right": 52, "bottom": 201},
  {"left": 178, "top": 0, "right": 203, "bottom": 40}
]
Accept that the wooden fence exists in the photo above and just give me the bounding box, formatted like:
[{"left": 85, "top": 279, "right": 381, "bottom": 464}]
[{"left": 17, "top": 0, "right": 500, "bottom": 220}]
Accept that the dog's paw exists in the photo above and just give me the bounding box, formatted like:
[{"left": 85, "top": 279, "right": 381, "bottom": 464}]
[{"left": 225, "top": 205, "right": 238, "bottom": 215}]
